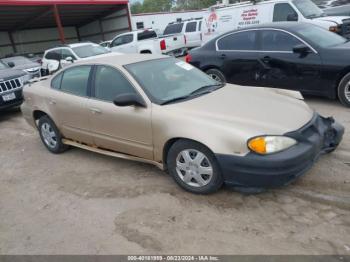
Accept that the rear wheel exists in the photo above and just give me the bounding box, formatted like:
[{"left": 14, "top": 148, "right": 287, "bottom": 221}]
[
  {"left": 38, "top": 116, "right": 68, "bottom": 154},
  {"left": 338, "top": 72, "right": 350, "bottom": 107},
  {"left": 206, "top": 68, "right": 226, "bottom": 84},
  {"left": 167, "top": 140, "right": 223, "bottom": 194}
]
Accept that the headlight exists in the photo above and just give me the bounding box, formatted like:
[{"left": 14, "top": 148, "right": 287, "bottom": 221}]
[
  {"left": 20, "top": 74, "right": 31, "bottom": 85},
  {"left": 248, "top": 136, "right": 297, "bottom": 155}
]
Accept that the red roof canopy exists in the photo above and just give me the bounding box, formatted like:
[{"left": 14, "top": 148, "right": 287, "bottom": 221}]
[{"left": 0, "top": 0, "right": 128, "bottom": 5}]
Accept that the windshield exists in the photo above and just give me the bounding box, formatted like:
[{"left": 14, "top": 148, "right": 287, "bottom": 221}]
[
  {"left": 125, "top": 58, "right": 221, "bottom": 105},
  {"left": 295, "top": 25, "right": 347, "bottom": 47},
  {"left": 292, "top": 0, "right": 325, "bottom": 18},
  {"left": 72, "top": 44, "right": 109, "bottom": 58},
  {"left": 0, "top": 60, "right": 8, "bottom": 69},
  {"left": 163, "top": 23, "right": 184, "bottom": 35}
]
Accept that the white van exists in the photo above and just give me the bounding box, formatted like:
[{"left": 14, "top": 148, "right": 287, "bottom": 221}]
[
  {"left": 163, "top": 19, "right": 203, "bottom": 49},
  {"left": 202, "top": 0, "right": 350, "bottom": 43}
]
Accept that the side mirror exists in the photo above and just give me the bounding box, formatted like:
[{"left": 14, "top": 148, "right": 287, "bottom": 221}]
[
  {"left": 113, "top": 93, "right": 146, "bottom": 108},
  {"left": 287, "top": 13, "right": 298, "bottom": 21},
  {"left": 65, "top": 56, "right": 74, "bottom": 63},
  {"left": 7, "top": 62, "right": 15, "bottom": 68},
  {"left": 293, "top": 44, "right": 312, "bottom": 55}
]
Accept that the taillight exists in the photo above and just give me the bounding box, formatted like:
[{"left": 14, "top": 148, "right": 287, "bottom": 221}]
[
  {"left": 184, "top": 35, "right": 187, "bottom": 45},
  {"left": 160, "top": 39, "right": 166, "bottom": 51},
  {"left": 185, "top": 54, "right": 192, "bottom": 63}
]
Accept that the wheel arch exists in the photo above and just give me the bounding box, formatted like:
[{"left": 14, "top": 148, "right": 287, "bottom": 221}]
[
  {"left": 32, "top": 110, "right": 53, "bottom": 127},
  {"left": 162, "top": 137, "right": 215, "bottom": 171}
]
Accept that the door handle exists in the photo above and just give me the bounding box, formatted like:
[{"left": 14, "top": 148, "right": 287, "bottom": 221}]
[
  {"left": 90, "top": 108, "right": 102, "bottom": 114},
  {"left": 258, "top": 57, "right": 272, "bottom": 70},
  {"left": 49, "top": 99, "right": 56, "bottom": 105},
  {"left": 262, "top": 56, "right": 271, "bottom": 64},
  {"left": 220, "top": 54, "right": 227, "bottom": 59}
]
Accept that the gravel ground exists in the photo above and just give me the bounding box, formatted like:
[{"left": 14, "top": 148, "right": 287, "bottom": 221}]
[{"left": 0, "top": 96, "right": 349, "bottom": 255}]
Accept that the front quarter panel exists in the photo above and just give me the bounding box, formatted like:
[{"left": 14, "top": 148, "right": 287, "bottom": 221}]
[{"left": 152, "top": 104, "right": 257, "bottom": 163}]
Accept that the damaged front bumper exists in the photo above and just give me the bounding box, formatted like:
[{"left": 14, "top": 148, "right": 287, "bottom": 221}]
[{"left": 216, "top": 113, "right": 345, "bottom": 189}]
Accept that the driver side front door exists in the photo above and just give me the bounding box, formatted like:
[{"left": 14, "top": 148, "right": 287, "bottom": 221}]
[{"left": 87, "top": 65, "right": 153, "bottom": 159}]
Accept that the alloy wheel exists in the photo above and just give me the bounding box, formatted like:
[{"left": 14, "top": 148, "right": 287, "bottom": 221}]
[
  {"left": 346, "top": 82, "right": 350, "bottom": 102},
  {"left": 208, "top": 73, "right": 222, "bottom": 83}
]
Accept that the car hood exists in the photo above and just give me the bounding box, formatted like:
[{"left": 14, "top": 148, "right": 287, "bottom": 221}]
[
  {"left": 0, "top": 68, "right": 27, "bottom": 81},
  {"left": 313, "top": 16, "right": 350, "bottom": 25},
  {"left": 163, "top": 84, "right": 314, "bottom": 136},
  {"left": 12, "top": 62, "right": 41, "bottom": 71}
]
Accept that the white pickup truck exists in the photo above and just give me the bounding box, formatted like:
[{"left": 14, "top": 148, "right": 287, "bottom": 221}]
[{"left": 109, "top": 29, "right": 187, "bottom": 57}]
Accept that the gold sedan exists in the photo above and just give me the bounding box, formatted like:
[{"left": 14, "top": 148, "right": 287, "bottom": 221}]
[{"left": 21, "top": 54, "right": 344, "bottom": 194}]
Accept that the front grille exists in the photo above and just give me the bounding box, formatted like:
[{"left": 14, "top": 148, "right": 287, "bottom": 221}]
[
  {"left": 341, "top": 19, "right": 350, "bottom": 38},
  {"left": 0, "top": 78, "right": 22, "bottom": 94}
]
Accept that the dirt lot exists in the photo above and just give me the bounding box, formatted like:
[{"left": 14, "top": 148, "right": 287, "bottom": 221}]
[{"left": 0, "top": 97, "right": 349, "bottom": 255}]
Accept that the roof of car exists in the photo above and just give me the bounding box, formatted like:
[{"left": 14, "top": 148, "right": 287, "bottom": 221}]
[
  {"left": 234, "top": 22, "right": 308, "bottom": 31},
  {"left": 75, "top": 53, "right": 169, "bottom": 67}
]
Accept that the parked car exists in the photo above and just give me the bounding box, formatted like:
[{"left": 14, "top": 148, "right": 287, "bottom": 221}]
[
  {"left": 188, "top": 22, "right": 350, "bottom": 107},
  {"left": 42, "top": 42, "right": 113, "bottom": 75},
  {"left": 110, "top": 29, "right": 187, "bottom": 57},
  {"left": 1, "top": 56, "right": 41, "bottom": 80},
  {"left": 201, "top": 0, "right": 350, "bottom": 43},
  {"left": 21, "top": 55, "right": 344, "bottom": 194},
  {"left": 324, "top": 4, "right": 350, "bottom": 16},
  {"left": 163, "top": 19, "right": 203, "bottom": 49},
  {"left": 0, "top": 60, "right": 29, "bottom": 111}
]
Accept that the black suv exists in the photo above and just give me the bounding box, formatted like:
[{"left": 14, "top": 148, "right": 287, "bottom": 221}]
[{"left": 0, "top": 60, "right": 27, "bottom": 111}]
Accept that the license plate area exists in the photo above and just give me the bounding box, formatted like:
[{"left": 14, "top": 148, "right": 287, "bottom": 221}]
[{"left": 2, "top": 92, "right": 16, "bottom": 102}]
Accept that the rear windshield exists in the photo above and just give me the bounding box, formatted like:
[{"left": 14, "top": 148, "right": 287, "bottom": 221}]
[
  {"left": 138, "top": 30, "right": 158, "bottom": 41},
  {"left": 163, "top": 23, "right": 184, "bottom": 35},
  {"left": 72, "top": 44, "right": 109, "bottom": 58}
]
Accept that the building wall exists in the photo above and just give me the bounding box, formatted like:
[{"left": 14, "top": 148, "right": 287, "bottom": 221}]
[
  {"left": 78, "top": 7, "right": 130, "bottom": 43},
  {"left": 0, "top": 4, "right": 130, "bottom": 58}
]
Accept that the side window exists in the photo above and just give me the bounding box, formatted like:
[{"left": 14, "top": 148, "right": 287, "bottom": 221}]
[
  {"left": 273, "top": 3, "right": 298, "bottom": 22},
  {"left": 136, "top": 22, "right": 144, "bottom": 29},
  {"left": 60, "top": 66, "right": 91, "bottom": 97},
  {"left": 217, "top": 31, "right": 257, "bottom": 51},
  {"left": 51, "top": 73, "right": 63, "bottom": 90},
  {"left": 199, "top": 21, "right": 202, "bottom": 31},
  {"left": 61, "top": 49, "right": 75, "bottom": 60},
  {"left": 261, "top": 30, "right": 302, "bottom": 51},
  {"left": 111, "top": 34, "right": 134, "bottom": 47},
  {"left": 186, "top": 22, "right": 197, "bottom": 33},
  {"left": 94, "top": 65, "right": 136, "bottom": 102},
  {"left": 138, "top": 30, "right": 157, "bottom": 41},
  {"left": 45, "top": 50, "right": 60, "bottom": 61}
]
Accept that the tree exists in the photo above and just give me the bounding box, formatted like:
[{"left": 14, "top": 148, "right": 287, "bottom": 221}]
[
  {"left": 130, "top": 0, "right": 174, "bottom": 14},
  {"left": 175, "top": 0, "right": 217, "bottom": 10}
]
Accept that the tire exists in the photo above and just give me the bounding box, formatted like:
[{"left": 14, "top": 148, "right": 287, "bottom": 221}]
[
  {"left": 206, "top": 68, "right": 226, "bottom": 84},
  {"left": 338, "top": 72, "right": 350, "bottom": 107},
  {"left": 167, "top": 140, "right": 224, "bottom": 194},
  {"left": 38, "top": 115, "right": 68, "bottom": 154}
]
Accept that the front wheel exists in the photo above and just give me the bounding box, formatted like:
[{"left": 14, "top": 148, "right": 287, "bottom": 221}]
[
  {"left": 206, "top": 68, "right": 226, "bottom": 84},
  {"left": 338, "top": 72, "right": 350, "bottom": 107},
  {"left": 38, "top": 116, "right": 69, "bottom": 154},
  {"left": 167, "top": 140, "right": 224, "bottom": 194}
]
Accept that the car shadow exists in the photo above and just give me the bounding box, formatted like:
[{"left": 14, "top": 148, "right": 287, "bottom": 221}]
[{"left": 0, "top": 107, "right": 22, "bottom": 122}]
